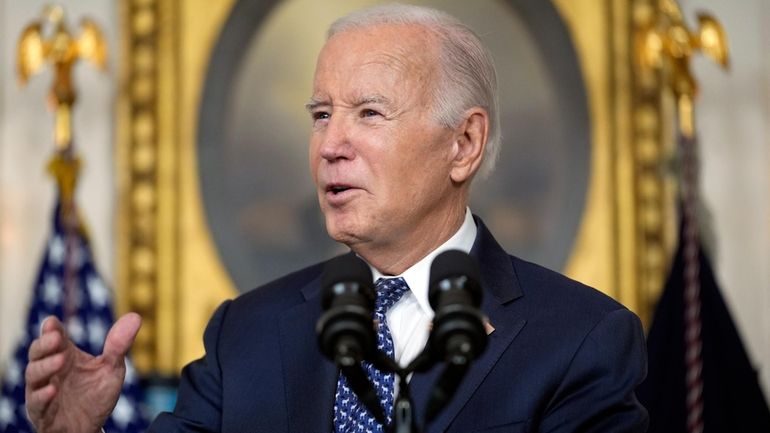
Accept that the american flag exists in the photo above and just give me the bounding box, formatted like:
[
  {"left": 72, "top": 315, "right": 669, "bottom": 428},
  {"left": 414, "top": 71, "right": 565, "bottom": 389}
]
[{"left": 0, "top": 200, "right": 149, "bottom": 432}]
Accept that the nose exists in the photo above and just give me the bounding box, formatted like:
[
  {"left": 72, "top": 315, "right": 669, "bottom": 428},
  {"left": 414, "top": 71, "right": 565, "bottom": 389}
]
[{"left": 318, "top": 116, "right": 354, "bottom": 162}]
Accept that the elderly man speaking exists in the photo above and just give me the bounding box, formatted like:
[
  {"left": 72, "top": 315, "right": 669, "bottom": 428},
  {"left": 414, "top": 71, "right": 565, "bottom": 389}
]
[{"left": 24, "top": 4, "right": 648, "bottom": 433}]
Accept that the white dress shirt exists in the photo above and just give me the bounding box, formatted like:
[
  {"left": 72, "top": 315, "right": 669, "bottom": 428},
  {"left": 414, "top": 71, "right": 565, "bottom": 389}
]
[{"left": 370, "top": 208, "right": 477, "bottom": 367}]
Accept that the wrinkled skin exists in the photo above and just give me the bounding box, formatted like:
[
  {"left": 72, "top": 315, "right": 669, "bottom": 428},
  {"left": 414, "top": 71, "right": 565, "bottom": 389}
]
[
  {"left": 309, "top": 24, "right": 488, "bottom": 274},
  {"left": 24, "top": 314, "right": 141, "bottom": 433}
]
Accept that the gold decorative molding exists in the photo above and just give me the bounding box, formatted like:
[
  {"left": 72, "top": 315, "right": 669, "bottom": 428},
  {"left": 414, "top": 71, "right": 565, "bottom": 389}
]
[
  {"left": 629, "top": 0, "right": 728, "bottom": 323},
  {"left": 117, "top": 0, "right": 162, "bottom": 374},
  {"left": 556, "top": 0, "right": 628, "bottom": 307},
  {"left": 554, "top": 0, "right": 674, "bottom": 325},
  {"left": 629, "top": 0, "right": 678, "bottom": 325},
  {"left": 118, "top": 0, "right": 682, "bottom": 374},
  {"left": 118, "top": 0, "right": 237, "bottom": 375}
]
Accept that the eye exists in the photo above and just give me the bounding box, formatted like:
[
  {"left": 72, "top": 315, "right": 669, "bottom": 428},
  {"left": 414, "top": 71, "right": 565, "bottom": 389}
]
[
  {"left": 361, "top": 109, "right": 380, "bottom": 118},
  {"left": 312, "top": 111, "right": 330, "bottom": 121}
]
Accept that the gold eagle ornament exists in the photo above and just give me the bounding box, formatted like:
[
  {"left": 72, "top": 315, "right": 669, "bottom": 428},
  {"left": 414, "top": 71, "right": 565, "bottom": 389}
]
[
  {"left": 17, "top": 5, "right": 107, "bottom": 151},
  {"left": 636, "top": 0, "right": 729, "bottom": 138}
]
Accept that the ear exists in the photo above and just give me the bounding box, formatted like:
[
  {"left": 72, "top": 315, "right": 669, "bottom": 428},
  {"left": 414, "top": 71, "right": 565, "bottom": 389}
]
[{"left": 449, "top": 108, "right": 489, "bottom": 183}]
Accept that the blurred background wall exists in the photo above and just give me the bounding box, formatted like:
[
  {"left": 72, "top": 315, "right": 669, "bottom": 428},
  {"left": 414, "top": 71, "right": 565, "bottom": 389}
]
[{"left": 0, "top": 0, "right": 768, "bottom": 398}]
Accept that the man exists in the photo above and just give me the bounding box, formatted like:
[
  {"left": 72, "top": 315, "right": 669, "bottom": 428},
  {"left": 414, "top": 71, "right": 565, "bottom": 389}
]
[{"left": 25, "top": 4, "right": 648, "bottom": 432}]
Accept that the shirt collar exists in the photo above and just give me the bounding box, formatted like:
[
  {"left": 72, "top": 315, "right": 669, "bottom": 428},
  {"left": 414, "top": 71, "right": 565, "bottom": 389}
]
[{"left": 370, "top": 208, "right": 477, "bottom": 315}]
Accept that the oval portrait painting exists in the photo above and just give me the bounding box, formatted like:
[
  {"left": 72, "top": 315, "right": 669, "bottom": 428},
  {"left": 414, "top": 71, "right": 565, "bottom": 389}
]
[{"left": 197, "top": 0, "right": 591, "bottom": 291}]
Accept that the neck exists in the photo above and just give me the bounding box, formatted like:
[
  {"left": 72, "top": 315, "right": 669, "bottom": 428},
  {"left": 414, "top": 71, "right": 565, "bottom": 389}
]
[{"left": 356, "top": 205, "right": 467, "bottom": 275}]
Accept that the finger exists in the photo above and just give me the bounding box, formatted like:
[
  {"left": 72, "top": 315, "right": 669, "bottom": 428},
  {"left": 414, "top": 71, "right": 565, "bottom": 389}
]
[
  {"left": 28, "top": 330, "right": 66, "bottom": 362},
  {"left": 25, "top": 383, "right": 57, "bottom": 418},
  {"left": 25, "top": 352, "right": 66, "bottom": 388},
  {"left": 39, "top": 315, "right": 66, "bottom": 336},
  {"left": 102, "top": 313, "right": 142, "bottom": 366}
]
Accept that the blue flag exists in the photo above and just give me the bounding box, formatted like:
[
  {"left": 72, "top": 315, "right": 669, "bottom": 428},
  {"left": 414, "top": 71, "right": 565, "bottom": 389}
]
[
  {"left": 0, "top": 200, "right": 149, "bottom": 433},
  {"left": 638, "top": 221, "right": 770, "bottom": 432}
]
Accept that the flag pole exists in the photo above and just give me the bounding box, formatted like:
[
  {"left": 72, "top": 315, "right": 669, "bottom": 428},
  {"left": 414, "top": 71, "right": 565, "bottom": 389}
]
[
  {"left": 17, "top": 4, "right": 108, "bottom": 323},
  {"left": 3, "top": 6, "right": 148, "bottom": 432},
  {"left": 636, "top": 1, "right": 729, "bottom": 431},
  {"left": 667, "top": 12, "right": 728, "bottom": 433}
]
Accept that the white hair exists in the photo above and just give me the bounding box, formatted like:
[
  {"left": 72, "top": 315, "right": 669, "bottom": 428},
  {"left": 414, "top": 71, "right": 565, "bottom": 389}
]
[{"left": 328, "top": 3, "right": 501, "bottom": 178}]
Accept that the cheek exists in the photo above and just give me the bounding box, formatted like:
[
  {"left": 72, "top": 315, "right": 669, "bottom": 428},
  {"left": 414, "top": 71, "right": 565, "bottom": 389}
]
[
  {"left": 405, "top": 150, "right": 453, "bottom": 199},
  {"left": 379, "top": 163, "right": 428, "bottom": 206}
]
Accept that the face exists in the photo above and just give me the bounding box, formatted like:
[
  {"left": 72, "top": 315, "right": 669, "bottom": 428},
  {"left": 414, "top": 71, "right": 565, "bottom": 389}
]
[{"left": 308, "top": 24, "right": 463, "bottom": 260}]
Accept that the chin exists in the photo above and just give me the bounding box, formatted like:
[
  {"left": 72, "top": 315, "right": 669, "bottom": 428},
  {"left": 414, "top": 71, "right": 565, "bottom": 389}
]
[
  {"left": 324, "top": 218, "right": 355, "bottom": 245},
  {"left": 324, "top": 215, "right": 371, "bottom": 248}
]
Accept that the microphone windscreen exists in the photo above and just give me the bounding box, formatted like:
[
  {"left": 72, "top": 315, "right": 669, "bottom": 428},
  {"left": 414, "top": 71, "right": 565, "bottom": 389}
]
[
  {"left": 429, "top": 250, "right": 480, "bottom": 288},
  {"left": 321, "top": 253, "right": 373, "bottom": 291}
]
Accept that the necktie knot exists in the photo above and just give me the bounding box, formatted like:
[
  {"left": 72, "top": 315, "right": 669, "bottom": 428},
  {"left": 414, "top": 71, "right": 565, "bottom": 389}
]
[{"left": 374, "top": 277, "right": 409, "bottom": 315}]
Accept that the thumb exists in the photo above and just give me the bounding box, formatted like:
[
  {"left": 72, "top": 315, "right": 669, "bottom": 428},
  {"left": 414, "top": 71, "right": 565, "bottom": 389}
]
[{"left": 102, "top": 312, "right": 142, "bottom": 366}]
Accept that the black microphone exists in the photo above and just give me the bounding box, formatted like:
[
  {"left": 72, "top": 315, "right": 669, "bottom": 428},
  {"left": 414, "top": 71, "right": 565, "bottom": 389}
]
[
  {"left": 428, "top": 249, "right": 487, "bottom": 364},
  {"left": 315, "top": 253, "right": 386, "bottom": 424},
  {"left": 424, "top": 249, "right": 488, "bottom": 423}
]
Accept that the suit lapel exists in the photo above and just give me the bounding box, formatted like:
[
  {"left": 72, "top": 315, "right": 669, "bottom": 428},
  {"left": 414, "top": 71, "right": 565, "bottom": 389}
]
[
  {"left": 411, "top": 217, "right": 527, "bottom": 432},
  {"left": 279, "top": 275, "right": 338, "bottom": 432},
  {"left": 415, "top": 308, "right": 526, "bottom": 432}
]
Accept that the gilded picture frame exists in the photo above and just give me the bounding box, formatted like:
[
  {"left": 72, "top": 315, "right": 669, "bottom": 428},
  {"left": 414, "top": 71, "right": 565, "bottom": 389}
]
[{"left": 117, "top": 0, "right": 676, "bottom": 375}]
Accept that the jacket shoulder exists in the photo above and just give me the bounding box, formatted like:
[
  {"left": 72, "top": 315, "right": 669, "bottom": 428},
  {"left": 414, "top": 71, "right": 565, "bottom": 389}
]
[
  {"left": 510, "top": 254, "right": 632, "bottom": 319},
  {"left": 225, "top": 260, "right": 326, "bottom": 319}
]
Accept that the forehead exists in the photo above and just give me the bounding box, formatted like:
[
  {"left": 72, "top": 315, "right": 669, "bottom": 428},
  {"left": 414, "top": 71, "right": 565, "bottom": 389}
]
[{"left": 312, "top": 23, "right": 438, "bottom": 99}]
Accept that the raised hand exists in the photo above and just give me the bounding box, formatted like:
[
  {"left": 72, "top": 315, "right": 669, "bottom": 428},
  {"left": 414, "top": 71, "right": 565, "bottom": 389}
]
[{"left": 24, "top": 313, "right": 142, "bottom": 433}]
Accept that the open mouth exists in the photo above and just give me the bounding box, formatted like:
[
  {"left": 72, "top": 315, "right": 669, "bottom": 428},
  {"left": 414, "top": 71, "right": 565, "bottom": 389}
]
[{"left": 327, "top": 184, "right": 352, "bottom": 195}]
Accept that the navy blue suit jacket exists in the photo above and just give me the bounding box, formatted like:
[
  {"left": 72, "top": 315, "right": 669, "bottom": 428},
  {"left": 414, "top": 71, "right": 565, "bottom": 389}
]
[{"left": 150, "top": 218, "right": 648, "bottom": 432}]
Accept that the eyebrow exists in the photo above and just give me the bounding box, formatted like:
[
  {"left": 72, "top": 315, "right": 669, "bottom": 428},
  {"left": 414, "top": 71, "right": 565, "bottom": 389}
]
[
  {"left": 357, "top": 95, "right": 391, "bottom": 106},
  {"left": 305, "top": 97, "right": 328, "bottom": 112},
  {"left": 304, "top": 94, "right": 392, "bottom": 112}
]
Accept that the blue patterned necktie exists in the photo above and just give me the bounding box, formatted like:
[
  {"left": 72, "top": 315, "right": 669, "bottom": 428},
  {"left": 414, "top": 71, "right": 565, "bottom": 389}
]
[{"left": 333, "top": 277, "right": 410, "bottom": 433}]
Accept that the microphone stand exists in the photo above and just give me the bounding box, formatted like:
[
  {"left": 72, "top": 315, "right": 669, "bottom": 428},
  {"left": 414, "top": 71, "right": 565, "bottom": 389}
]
[
  {"left": 391, "top": 369, "right": 418, "bottom": 433},
  {"left": 326, "top": 319, "right": 481, "bottom": 433},
  {"left": 369, "top": 353, "right": 419, "bottom": 433},
  {"left": 369, "top": 349, "right": 475, "bottom": 433}
]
